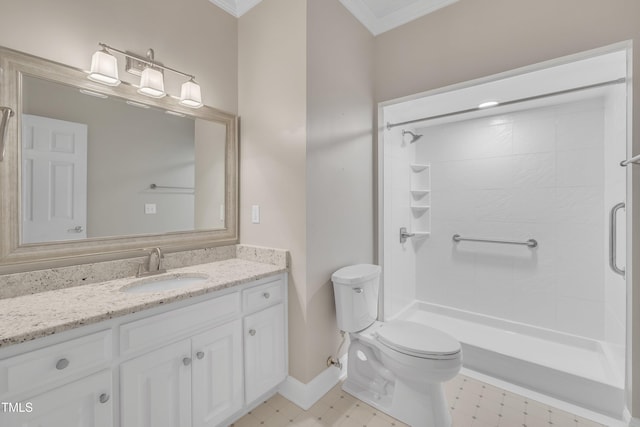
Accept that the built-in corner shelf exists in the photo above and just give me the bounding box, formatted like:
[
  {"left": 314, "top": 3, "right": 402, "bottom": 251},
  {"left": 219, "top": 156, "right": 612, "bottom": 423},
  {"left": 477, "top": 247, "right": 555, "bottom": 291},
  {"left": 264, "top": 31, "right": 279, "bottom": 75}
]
[
  {"left": 410, "top": 189, "right": 430, "bottom": 197},
  {"left": 410, "top": 163, "right": 429, "bottom": 172},
  {"left": 409, "top": 163, "right": 431, "bottom": 237}
]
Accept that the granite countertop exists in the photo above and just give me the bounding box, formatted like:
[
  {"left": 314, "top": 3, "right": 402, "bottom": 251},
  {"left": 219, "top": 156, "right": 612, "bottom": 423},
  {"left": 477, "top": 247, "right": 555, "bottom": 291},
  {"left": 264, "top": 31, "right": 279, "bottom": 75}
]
[{"left": 0, "top": 258, "right": 286, "bottom": 348}]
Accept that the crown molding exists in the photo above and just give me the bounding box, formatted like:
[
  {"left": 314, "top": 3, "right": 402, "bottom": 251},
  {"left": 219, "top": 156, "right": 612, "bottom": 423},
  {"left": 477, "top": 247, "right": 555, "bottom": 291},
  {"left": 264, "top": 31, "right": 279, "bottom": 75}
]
[
  {"left": 339, "top": 0, "right": 459, "bottom": 36},
  {"left": 208, "top": 0, "right": 263, "bottom": 17}
]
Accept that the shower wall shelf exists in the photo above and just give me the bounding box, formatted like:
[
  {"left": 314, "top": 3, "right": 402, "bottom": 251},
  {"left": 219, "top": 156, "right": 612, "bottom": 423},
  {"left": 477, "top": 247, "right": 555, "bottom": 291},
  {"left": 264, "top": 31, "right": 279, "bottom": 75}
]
[
  {"left": 411, "top": 205, "right": 430, "bottom": 212},
  {"left": 409, "top": 163, "right": 431, "bottom": 236}
]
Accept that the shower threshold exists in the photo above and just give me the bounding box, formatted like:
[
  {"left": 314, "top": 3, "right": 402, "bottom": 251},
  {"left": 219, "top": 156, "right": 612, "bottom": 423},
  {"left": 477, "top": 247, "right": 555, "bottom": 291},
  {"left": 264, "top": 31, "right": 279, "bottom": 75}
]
[{"left": 397, "top": 301, "right": 625, "bottom": 418}]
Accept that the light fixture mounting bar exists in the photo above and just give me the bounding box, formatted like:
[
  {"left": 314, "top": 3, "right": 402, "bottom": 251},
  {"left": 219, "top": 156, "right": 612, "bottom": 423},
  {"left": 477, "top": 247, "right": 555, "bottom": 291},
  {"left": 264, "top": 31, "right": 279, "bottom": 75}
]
[{"left": 98, "top": 43, "right": 195, "bottom": 80}]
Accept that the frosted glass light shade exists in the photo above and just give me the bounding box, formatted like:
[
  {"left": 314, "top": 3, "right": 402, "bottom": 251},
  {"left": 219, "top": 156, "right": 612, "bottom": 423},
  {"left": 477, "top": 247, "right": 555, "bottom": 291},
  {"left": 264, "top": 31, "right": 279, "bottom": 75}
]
[
  {"left": 137, "top": 67, "right": 165, "bottom": 98},
  {"left": 179, "top": 80, "right": 203, "bottom": 108},
  {"left": 88, "top": 50, "right": 120, "bottom": 86}
]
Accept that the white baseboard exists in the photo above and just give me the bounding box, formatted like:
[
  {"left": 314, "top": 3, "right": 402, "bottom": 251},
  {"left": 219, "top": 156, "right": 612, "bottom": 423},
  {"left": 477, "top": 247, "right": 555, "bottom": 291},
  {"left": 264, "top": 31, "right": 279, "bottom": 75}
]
[
  {"left": 627, "top": 412, "right": 640, "bottom": 427},
  {"left": 279, "top": 354, "right": 347, "bottom": 410}
]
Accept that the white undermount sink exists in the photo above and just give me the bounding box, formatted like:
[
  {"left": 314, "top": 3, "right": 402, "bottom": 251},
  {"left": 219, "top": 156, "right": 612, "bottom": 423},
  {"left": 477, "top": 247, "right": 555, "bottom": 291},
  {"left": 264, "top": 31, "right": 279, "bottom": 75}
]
[{"left": 121, "top": 274, "right": 209, "bottom": 293}]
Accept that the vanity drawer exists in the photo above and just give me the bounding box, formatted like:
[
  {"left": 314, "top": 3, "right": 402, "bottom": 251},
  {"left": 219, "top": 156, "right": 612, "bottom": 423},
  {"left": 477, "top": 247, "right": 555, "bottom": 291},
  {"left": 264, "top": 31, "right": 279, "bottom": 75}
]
[
  {"left": 243, "top": 278, "right": 284, "bottom": 313},
  {"left": 120, "top": 291, "right": 240, "bottom": 356},
  {"left": 0, "top": 330, "right": 112, "bottom": 397}
]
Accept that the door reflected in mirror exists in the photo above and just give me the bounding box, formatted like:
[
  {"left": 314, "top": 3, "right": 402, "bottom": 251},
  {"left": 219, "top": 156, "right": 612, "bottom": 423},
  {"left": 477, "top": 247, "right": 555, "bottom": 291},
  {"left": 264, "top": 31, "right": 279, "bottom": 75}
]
[{"left": 21, "top": 75, "right": 226, "bottom": 244}]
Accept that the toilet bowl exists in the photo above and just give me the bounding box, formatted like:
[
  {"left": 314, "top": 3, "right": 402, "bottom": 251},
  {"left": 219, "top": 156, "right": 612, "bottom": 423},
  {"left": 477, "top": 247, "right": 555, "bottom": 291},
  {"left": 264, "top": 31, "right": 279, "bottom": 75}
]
[{"left": 332, "top": 265, "right": 462, "bottom": 427}]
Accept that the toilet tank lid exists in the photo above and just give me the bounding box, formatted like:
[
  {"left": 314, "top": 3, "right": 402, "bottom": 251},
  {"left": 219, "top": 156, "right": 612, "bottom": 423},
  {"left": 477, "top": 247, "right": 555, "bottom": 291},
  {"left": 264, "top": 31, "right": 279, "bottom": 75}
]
[{"left": 332, "top": 264, "right": 381, "bottom": 285}]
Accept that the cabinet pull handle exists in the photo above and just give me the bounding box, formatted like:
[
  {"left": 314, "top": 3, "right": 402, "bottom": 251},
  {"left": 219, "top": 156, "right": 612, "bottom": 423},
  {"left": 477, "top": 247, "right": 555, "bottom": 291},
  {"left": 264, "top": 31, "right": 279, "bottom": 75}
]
[
  {"left": 263, "top": 292, "right": 270, "bottom": 299},
  {"left": 183, "top": 357, "right": 192, "bottom": 366},
  {"left": 99, "top": 393, "right": 110, "bottom": 404},
  {"left": 196, "top": 351, "right": 205, "bottom": 360},
  {"left": 56, "top": 358, "right": 69, "bottom": 370},
  {"left": 249, "top": 329, "right": 256, "bottom": 336}
]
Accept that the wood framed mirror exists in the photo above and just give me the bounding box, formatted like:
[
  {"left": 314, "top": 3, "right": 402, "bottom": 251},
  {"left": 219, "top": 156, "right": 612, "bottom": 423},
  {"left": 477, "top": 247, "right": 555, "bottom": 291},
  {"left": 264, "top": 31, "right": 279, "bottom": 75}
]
[{"left": 0, "top": 46, "right": 238, "bottom": 274}]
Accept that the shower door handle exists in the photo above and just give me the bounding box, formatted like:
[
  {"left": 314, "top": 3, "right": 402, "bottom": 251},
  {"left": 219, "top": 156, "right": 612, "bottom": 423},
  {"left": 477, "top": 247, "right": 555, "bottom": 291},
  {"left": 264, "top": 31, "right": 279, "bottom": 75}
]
[{"left": 609, "top": 202, "right": 625, "bottom": 278}]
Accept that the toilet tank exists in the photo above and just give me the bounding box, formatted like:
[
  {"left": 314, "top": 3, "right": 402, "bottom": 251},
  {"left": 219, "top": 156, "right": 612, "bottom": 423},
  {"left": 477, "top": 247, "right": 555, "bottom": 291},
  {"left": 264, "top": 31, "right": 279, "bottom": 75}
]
[{"left": 331, "top": 264, "right": 381, "bottom": 332}]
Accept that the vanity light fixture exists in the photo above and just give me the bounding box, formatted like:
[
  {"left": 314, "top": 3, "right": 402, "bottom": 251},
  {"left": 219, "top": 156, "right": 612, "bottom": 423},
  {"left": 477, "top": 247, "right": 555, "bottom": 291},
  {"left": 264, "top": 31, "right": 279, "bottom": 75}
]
[
  {"left": 138, "top": 66, "right": 165, "bottom": 98},
  {"left": 88, "top": 43, "right": 203, "bottom": 108},
  {"left": 179, "top": 78, "right": 203, "bottom": 108},
  {"left": 88, "top": 46, "right": 120, "bottom": 86}
]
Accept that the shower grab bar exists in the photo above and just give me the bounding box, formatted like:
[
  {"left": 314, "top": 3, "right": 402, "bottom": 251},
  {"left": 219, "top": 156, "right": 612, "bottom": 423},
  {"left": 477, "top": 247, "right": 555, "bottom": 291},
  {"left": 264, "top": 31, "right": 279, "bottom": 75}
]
[
  {"left": 452, "top": 234, "right": 538, "bottom": 248},
  {"left": 620, "top": 153, "right": 640, "bottom": 167},
  {"left": 0, "top": 107, "right": 15, "bottom": 162},
  {"left": 149, "top": 184, "right": 194, "bottom": 190},
  {"left": 609, "top": 202, "right": 625, "bottom": 277}
]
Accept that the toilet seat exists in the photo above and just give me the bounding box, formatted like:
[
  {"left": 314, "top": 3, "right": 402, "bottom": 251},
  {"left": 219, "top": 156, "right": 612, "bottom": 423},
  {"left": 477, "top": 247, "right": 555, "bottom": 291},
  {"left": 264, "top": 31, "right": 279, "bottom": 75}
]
[{"left": 375, "top": 320, "right": 461, "bottom": 360}]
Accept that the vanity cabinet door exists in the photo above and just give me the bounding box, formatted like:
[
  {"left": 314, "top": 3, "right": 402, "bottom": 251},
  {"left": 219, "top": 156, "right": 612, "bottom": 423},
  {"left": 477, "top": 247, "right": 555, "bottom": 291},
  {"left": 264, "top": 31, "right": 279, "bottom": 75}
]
[
  {"left": 244, "top": 303, "right": 286, "bottom": 404},
  {"left": 120, "top": 339, "right": 192, "bottom": 427},
  {"left": 0, "top": 370, "right": 112, "bottom": 427},
  {"left": 192, "top": 319, "right": 243, "bottom": 427}
]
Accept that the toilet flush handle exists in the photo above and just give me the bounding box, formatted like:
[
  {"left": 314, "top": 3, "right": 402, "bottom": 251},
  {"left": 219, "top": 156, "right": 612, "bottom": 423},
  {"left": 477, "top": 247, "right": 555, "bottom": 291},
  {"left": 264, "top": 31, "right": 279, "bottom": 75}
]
[{"left": 353, "top": 287, "right": 363, "bottom": 294}]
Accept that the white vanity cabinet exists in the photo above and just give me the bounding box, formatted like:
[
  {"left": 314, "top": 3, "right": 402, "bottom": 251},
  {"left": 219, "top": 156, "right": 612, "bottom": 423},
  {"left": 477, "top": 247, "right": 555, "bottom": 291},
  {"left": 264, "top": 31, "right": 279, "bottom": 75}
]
[
  {"left": 120, "top": 339, "right": 193, "bottom": 427},
  {"left": 6, "top": 370, "right": 114, "bottom": 427},
  {"left": 0, "top": 271, "right": 287, "bottom": 427},
  {"left": 192, "top": 319, "right": 244, "bottom": 426},
  {"left": 120, "top": 320, "right": 244, "bottom": 427},
  {"left": 120, "top": 272, "right": 287, "bottom": 427},
  {"left": 0, "top": 330, "right": 113, "bottom": 427},
  {"left": 244, "top": 303, "right": 286, "bottom": 403}
]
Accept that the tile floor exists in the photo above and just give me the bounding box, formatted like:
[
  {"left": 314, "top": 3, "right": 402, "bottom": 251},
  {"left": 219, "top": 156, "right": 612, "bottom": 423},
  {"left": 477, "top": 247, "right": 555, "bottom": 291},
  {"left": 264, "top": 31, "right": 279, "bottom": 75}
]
[{"left": 231, "top": 374, "right": 608, "bottom": 427}]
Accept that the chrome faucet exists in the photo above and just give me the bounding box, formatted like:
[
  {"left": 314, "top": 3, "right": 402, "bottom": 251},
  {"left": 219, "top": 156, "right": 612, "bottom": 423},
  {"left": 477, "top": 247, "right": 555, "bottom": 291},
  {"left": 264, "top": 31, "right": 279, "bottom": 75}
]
[{"left": 137, "top": 247, "right": 167, "bottom": 277}]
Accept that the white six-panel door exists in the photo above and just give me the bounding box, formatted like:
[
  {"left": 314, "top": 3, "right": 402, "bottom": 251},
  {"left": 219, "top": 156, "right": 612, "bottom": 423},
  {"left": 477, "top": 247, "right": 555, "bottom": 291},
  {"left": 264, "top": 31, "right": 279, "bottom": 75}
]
[{"left": 21, "top": 114, "right": 87, "bottom": 244}]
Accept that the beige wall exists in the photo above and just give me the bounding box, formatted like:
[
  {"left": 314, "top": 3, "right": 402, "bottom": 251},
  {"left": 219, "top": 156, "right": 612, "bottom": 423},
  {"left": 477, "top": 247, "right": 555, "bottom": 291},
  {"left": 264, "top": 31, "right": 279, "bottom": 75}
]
[
  {"left": 239, "top": 0, "right": 374, "bottom": 383},
  {"left": 374, "top": 0, "right": 640, "bottom": 416},
  {"left": 0, "top": 0, "right": 238, "bottom": 114},
  {"left": 238, "top": 0, "right": 309, "bottom": 380},
  {"left": 306, "top": 0, "right": 375, "bottom": 379}
]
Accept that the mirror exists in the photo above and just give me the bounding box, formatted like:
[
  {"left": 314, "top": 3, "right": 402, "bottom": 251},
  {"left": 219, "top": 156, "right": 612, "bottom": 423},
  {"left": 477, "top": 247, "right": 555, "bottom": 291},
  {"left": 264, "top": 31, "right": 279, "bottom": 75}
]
[
  {"left": 22, "top": 76, "right": 226, "bottom": 242},
  {"left": 0, "top": 46, "right": 238, "bottom": 273}
]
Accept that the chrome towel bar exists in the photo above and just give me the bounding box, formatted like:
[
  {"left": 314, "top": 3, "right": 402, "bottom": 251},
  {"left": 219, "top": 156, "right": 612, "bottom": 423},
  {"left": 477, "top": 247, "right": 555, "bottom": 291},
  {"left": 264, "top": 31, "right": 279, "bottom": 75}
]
[
  {"left": 620, "top": 153, "right": 640, "bottom": 167},
  {"left": 149, "top": 183, "right": 194, "bottom": 191},
  {"left": 452, "top": 234, "right": 538, "bottom": 248}
]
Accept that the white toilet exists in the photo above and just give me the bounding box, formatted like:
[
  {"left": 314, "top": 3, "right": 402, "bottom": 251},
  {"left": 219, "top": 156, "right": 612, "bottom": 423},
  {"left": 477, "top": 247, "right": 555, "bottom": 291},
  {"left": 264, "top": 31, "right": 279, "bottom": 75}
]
[{"left": 332, "top": 264, "right": 462, "bottom": 427}]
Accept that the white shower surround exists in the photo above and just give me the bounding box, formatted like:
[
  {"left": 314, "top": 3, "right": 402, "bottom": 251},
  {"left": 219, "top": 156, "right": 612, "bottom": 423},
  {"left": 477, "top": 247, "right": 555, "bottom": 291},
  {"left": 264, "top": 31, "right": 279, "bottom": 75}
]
[
  {"left": 413, "top": 97, "right": 621, "bottom": 342},
  {"left": 379, "top": 46, "right": 630, "bottom": 417}
]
